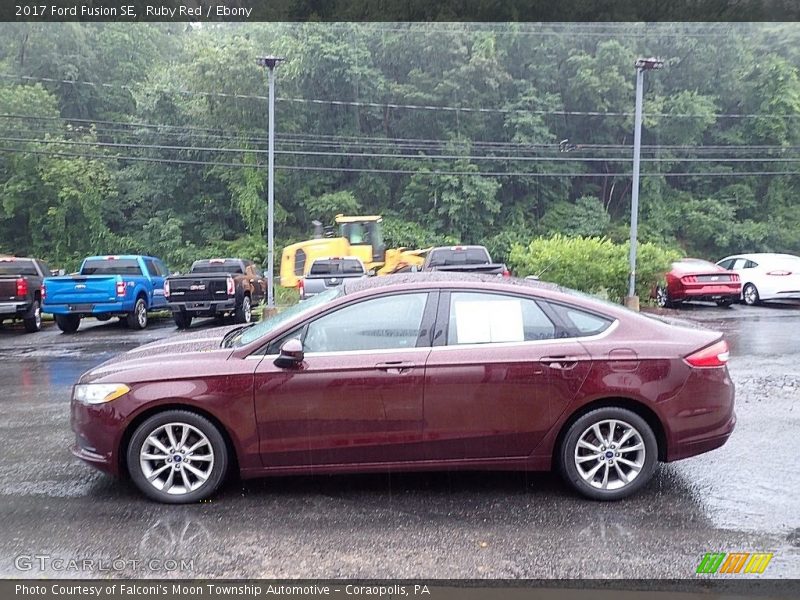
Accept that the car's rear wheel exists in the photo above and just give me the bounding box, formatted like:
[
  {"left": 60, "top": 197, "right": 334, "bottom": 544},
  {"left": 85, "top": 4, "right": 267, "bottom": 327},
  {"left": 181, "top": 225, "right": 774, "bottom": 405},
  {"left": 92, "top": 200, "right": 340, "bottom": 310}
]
[
  {"left": 23, "top": 300, "right": 42, "bottom": 333},
  {"left": 173, "top": 312, "right": 192, "bottom": 329},
  {"left": 559, "top": 407, "right": 658, "bottom": 501},
  {"left": 742, "top": 283, "right": 760, "bottom": 306},
  {"left": 655, "top": 285, "right": 673, "bottom": 308},
  {"left": 127, "top": 297, "right": 148, "bottom": 329},
  {"left": 234, "top": 294, "right": 252, "bottom": 324},
  {"left": 127, "top": 410, "right": 228, "bottom": 504},
  {"left": 55, "top": 314, "right": 80, "bottom": 333}
]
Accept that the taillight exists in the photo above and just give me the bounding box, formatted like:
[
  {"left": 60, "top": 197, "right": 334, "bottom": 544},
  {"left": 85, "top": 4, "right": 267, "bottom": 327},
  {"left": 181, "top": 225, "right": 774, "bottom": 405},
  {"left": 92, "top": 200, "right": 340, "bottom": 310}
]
[
  {"left": 682, "top": 275, "right": 698, "bottom": 283},
  {"left": 116, "top": 280, "right": 126, "bottom": 297},
  {"left": 732, "top": 273, "right": 740, "bottom": 281},
  {"left": 766, "top": 270, "right": 791, "bottom": 276},
  {"left": 41, "top": 283, "right": 46, "bottom": 302},
  {"left": 16, "top": 278, "right": 28, "bottom": 297},
  {"left": 298, "top": 278, "right": 304, "bottom": 299},
  {"left": 502, "top": 268, "right": 511, "bottom": 278},
  {"left": 685, "top": 340, "right": 730, "bottom": 368},
  {"left": 226, "top": 276, "right": 235, "bottom": 296},
  {"left": 164, "top": 280, "right": 170, "bottom": 299}
]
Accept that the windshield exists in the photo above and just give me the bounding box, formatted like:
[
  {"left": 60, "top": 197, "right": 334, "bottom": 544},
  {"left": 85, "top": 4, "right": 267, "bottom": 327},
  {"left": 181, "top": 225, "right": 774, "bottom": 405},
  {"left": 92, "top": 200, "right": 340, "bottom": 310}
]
[{"left": 232, "top": 287, "right": 344, "bottom": 347}]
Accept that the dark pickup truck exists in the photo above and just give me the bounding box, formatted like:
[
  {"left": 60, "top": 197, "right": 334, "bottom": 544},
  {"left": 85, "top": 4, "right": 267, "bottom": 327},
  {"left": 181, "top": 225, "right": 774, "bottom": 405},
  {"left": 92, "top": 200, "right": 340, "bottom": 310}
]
[
  {"left": 0, "top": 256, "right": 51, "bottom": 333},
  {"left": 422, "top": 245, "right": 510, "bottom": 276},
  {"left": 165, "top": 258, "right": 266, "bottom": 329}
]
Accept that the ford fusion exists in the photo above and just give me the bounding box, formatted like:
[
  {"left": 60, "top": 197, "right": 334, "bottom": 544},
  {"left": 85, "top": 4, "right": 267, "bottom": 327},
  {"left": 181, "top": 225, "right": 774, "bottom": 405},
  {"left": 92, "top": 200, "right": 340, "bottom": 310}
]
[{"left": 71, "top": 274, "right": 735, "bottom": 503}]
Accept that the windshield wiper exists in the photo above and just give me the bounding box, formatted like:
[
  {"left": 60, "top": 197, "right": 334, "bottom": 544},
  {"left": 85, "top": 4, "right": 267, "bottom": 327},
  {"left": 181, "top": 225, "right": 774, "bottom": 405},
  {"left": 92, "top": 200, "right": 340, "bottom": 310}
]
[{"left": 220, "top": 323, "right": 256, "bottom": 348}]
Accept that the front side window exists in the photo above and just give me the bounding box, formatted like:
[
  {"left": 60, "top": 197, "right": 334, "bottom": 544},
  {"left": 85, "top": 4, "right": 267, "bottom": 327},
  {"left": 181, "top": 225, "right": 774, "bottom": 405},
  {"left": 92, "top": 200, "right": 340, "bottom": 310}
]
[
  {"left": 304, "top": 293, "right": 428, "bottom": 353},
  {"left": 447, "top": 292, "right": 555, "bottom": 345}
]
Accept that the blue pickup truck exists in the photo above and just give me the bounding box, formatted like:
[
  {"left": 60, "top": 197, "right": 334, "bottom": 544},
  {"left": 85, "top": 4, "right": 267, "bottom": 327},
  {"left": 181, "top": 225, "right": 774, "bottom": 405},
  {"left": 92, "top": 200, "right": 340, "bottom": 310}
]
[{"left": 42, "top": 255, "right": 170, "bottom": 333}]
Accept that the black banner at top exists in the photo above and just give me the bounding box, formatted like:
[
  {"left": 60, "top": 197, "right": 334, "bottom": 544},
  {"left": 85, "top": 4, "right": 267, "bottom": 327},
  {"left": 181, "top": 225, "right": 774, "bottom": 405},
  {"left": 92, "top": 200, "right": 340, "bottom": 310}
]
[{"left": 2, "top": 0, "right": 800, "bottom": 22}]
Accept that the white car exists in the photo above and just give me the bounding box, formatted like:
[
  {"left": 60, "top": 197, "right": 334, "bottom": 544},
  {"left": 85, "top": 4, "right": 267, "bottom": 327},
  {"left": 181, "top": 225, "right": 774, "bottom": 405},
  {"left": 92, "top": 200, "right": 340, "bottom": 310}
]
[{"left": 716, "top": 253, "right": 800, "bottom": 305}]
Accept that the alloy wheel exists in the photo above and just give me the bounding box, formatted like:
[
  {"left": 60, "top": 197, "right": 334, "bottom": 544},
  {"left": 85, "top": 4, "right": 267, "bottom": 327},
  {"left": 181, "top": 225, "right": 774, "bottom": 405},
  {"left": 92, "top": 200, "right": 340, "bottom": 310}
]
[
  {"left": 573, "top": 419, "right": 646, "bottom": 491},
  {"left": 139, "top": 422, "right": 215, "bottom": 496}
]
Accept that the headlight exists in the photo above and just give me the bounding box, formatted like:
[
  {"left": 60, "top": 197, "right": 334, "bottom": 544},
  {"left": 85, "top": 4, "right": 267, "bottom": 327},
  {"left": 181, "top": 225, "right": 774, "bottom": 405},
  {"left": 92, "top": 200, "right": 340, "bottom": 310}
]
[{"left": 73, "top": 383, "right": 130, "bottom": 405}]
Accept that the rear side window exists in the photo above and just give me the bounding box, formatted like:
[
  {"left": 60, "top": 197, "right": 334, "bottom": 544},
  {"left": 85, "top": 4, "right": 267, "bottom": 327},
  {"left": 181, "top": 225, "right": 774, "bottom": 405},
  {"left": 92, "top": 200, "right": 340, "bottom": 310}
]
[
  {"left": 309, "top": 259, "right": 364, "bottom": 275},
  {"left": 0, "top": 259, "right": 38, "bottom": 276},
  {"left": 447, "top": 292, "right": 556, "bottom": 345},
  {"left": 81, "top": 259, "right": 142, "bottom": 275},
  {"left": 542, "top": 302, "right": 614, "bottom": 337}
]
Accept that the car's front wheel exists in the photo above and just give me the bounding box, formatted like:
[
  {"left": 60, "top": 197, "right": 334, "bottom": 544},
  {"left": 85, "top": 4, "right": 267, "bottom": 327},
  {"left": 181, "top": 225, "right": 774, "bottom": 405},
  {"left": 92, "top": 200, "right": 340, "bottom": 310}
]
[
  {"left": 559, "top": 407, "right": 658, "bottom": 501},
  {"left": 127, "top": 410, "right": 228, "bottom": 504}
]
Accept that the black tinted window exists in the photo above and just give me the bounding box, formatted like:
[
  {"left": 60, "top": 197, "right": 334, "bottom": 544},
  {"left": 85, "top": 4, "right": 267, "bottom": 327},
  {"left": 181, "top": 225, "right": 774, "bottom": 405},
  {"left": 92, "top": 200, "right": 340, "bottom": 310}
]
[
  {"left": 191, "top": 260, "right": 243, "bottom": 274},
  {"left": 542, "top": 302, "right": 614, "bottom": 337},
  {"left": 428, "top": 248, "right": 489, "bottom": 267},
  {"left": 81, "top": 259, "right": 142, "bottom": 275},
  {"left": 0, "top": 259, "right": 38, "bottom": 276},
  {"left": 309, "top": 259, "right": 364, "bottom": 275}
]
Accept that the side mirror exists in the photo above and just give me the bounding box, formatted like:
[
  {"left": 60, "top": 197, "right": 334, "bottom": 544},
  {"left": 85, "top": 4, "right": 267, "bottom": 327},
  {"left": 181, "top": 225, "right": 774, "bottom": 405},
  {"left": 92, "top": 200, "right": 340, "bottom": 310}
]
[{"left": 274, "top": 338, "right": 304, "bottom": 369}]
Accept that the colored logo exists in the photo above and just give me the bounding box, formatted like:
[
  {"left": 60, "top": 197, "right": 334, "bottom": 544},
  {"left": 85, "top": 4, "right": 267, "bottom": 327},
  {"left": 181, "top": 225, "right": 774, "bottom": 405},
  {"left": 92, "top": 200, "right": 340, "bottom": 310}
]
[{"left": 696, "top": 552, "right": 774, "bottom": 574}]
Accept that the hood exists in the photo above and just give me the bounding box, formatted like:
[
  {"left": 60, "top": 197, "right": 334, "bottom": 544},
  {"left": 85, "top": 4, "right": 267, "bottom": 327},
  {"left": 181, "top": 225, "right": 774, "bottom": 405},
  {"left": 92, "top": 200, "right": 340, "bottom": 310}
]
[{"left": 79, "top": 324, "right": 242, "bottom": 383}]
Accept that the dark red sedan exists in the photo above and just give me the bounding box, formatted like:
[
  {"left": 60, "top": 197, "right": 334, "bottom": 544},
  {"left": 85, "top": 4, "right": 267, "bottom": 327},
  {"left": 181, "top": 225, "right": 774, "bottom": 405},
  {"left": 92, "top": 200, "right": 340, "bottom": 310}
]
[
  {"left": 71, "top": 273, "right": 735, "bottom": 503},
  {"left": 654, "top": 258, "right": 741, "bottom": 308}
]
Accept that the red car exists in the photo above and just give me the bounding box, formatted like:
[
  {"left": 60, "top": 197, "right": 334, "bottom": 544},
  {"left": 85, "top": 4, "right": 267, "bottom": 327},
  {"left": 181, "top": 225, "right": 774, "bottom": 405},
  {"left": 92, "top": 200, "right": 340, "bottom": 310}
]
[
  {"left": 71, "top": 274, "right": 735, "bottom": 504},
  {"left": 654, "top": 258, "right": 741, "bottom": 308}
]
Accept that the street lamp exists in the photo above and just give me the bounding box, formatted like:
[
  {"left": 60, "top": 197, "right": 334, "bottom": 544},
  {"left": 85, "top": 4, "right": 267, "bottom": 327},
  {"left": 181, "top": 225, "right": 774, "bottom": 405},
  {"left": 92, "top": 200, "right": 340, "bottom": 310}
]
[
  {"left": 257, "top": 55, "right": 285, "bottom": 311},
  {"left": 625, "top": 57, "right": 664, "bottom": 311}
]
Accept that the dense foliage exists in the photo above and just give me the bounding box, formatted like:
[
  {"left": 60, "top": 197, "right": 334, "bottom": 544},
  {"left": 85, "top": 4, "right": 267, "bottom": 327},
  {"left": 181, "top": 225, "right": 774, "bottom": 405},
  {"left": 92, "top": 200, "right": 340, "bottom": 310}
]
[{"left": 1, "top": 23, "right": 800, "bottom": 276}]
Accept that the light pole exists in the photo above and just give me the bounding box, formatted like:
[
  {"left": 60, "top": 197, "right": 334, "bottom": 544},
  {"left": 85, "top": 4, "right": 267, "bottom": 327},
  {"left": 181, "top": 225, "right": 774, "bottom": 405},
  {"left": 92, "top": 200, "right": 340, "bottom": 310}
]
[
  {"left": 257, "top": 55, "right": 285, "bottom": 311},
  {"left": 625, "top": 57, "right": 664, "bottom": 311}
]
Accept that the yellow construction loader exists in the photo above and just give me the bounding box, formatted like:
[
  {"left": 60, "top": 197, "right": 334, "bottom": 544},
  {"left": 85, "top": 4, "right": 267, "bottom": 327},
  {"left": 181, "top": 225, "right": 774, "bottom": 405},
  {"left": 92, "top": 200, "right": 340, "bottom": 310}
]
[{"left": 279, "top": 215, "right": 429, "bottom": 288}]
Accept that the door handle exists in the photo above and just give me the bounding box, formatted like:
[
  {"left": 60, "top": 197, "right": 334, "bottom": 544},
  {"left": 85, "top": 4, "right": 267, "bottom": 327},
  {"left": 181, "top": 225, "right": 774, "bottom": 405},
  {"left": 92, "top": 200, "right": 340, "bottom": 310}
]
[
  {"left": 375, "top": 361, "right": 415, "bottom": 374},
  {"left": 540, "top": 356, "right": 579, "bottom": 370}
]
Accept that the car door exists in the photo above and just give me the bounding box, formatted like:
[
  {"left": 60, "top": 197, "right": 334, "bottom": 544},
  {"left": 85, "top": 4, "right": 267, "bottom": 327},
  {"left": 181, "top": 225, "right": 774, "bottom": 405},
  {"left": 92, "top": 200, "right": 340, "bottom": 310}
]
[
  {"left": 421, "top": 290, "right": 592, "bottom": 461},
  {"left": 143, "top": 258, "right": 167, "bottom": 308},
  {"left": 253, "top": 291, "right": 437, "bottom": 468}
]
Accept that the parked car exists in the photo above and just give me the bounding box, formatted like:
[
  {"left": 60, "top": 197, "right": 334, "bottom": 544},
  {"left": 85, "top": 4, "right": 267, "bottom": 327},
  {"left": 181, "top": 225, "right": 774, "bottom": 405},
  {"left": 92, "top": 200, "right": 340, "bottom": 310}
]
[
  {"left": 165, "top": 258, "right": 266, "bottom": 329},
  {"left": 70, "top": 272, "right": 735, "bottom": 504},
  {"left": 422, "top": 245, "right": 510, "bottom": 276},
  {"left": 300, "top": 256, "right": 369, "bottom": 300},
  {"left": 0, "top": 256, "right": 51, "bottom": 333},
  {"left": 653, "top": 258, "right": 741, "bottom": 308},
  {"left": 43, "top": 255, "right": 170, "bottom": 333},
  {"left": 716, "top": 253, "right": 800, "bottom": 306}
]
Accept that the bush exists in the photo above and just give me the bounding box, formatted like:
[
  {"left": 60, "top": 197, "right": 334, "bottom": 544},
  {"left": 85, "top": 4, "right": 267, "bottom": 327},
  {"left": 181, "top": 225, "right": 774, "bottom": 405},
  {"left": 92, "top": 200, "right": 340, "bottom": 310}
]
[{"left": 507, "top": 234, "right": 681, "bottom": 303}]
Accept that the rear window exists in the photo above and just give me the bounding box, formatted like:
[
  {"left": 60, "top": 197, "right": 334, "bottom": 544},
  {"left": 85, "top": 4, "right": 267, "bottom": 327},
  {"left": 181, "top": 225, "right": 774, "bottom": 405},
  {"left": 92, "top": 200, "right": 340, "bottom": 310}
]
[
  {"left": 309, "top": 259, "right": 364, "bottom": 275},
  {"left": 427, "top": 248, "right": 490, "bottom": 267},
  {"left": 191, "top": 260, "right": 244, "bottom": 274},
  {"left": 0, "top": 259, "right": 38, "bottom": 276},
  {"left": 81, "top": 259, "right": 142, "bottom": 275}
]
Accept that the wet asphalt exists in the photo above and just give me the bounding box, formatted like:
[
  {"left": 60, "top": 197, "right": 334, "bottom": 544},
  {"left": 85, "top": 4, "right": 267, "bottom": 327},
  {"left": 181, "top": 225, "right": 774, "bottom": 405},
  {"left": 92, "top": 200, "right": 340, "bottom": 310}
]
[{"left": 0, "top": 305, "right": 798, "bottom": 580}]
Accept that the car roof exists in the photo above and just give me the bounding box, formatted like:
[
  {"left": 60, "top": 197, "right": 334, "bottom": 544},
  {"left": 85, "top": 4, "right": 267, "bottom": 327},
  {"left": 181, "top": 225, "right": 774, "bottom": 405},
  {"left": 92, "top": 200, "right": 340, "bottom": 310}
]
[
  {"left": 342, "top": 271, "right": 557, "bottom": 294},
  {"left": 720, "top": 252, "right": 800, "bottom": 262},
  {"left": 84, "top": 255, "right": 157, "bottom": 260}
]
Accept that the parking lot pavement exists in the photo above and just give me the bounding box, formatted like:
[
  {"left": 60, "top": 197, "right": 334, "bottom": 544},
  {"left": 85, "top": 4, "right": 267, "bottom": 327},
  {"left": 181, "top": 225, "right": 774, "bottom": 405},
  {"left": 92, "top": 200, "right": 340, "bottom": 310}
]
[{"left": 0, "top": 304, "right": 798, "bottom": 579}]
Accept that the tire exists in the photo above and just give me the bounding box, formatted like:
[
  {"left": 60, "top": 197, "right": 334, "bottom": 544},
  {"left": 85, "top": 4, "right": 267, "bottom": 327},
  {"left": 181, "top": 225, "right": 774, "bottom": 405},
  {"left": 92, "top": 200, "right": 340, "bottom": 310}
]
[
  {"left": 173, "top": 312, "right": 192, "bottom": 329},
  {"left": 55, "top": 314, "right": 80, "bottom": 334},
  {"left": 127, "top": 410, "right": 228, "bottom": 504},
  {"left": 126, "top": 297, "right": 148, "bottom": 329},
  {"left": 23, "top": 300, "right": 42, "bottom": 333},
  {"left": 742, "top": 283, "right": 760, "bottom": 306},
  {"left": 559, "top": 407, "right": 658, "bottom": 501},
  {"left": 234, "top": 294, "right": 252, "bottom": 324},
  {"left": 655, "top": 285, "right": 673, "bottom": 308},
  {"left": 715, "top": 299, "right": 733, "bottom": 308}
]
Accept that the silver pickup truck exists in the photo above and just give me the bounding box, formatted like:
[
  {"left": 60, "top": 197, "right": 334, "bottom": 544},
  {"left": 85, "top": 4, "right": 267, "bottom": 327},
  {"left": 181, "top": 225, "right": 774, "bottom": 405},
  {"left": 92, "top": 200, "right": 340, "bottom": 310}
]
[{"left": 300, "top": 257, "right": 369, "bottom": 300}]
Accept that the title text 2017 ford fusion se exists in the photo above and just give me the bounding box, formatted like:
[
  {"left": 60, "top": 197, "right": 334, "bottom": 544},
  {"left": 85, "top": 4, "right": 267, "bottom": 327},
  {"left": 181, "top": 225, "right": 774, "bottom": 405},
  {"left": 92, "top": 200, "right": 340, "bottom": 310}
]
[{"left": 70, "top": 273, "right": 735, "bottom": 503}]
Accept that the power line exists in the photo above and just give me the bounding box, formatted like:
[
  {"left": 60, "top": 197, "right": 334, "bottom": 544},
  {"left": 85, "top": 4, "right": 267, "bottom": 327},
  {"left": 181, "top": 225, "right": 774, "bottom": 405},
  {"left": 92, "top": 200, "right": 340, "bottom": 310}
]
[
  {"left": 4, "top": 73, "right": 800, "bottom": 119},
  {"left": 1, "top": 145, "right": 799, "bottom": 179}
]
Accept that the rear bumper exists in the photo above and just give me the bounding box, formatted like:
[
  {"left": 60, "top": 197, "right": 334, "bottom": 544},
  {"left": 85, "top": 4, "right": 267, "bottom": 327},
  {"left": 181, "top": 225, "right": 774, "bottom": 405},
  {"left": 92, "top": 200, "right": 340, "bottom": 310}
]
[
  {"left": 43, "top": 301, "right": 131, "bottom": 316},
  {"left": 169, "top": 299, "right": 236, "bottom": 316},
  {"left": 0, "top": 302, "right": 30, "bottom": 317},
  {"left": 673, "top": 285, "right": 741, "bottom": 301}
]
